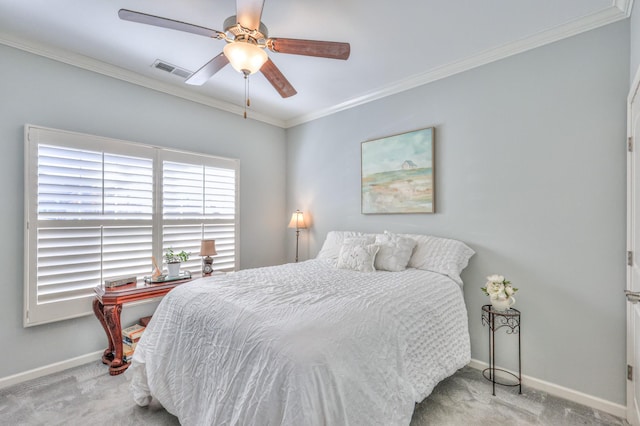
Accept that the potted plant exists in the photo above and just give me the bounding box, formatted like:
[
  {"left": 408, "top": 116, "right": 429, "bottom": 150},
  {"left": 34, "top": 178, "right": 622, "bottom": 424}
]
[
  {"left": 481, "top": 274, "right": 518, "bottom": 311},
  {"left": 165, "top": 248, "right": 190, "bottom": 277}
]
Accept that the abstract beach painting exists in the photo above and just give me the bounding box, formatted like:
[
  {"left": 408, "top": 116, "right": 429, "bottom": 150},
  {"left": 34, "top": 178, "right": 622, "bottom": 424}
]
[{"left": 361, "top": 127, "right": 434, "bottom": 214}]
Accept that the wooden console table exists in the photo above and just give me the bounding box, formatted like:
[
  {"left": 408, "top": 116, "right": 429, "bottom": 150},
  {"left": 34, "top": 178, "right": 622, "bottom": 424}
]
[{"left": 93, "top": 277, "right": 191, "bottom": 375}]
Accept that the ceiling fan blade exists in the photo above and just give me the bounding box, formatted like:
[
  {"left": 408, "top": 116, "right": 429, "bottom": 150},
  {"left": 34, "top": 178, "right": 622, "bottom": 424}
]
[
  {"left": 267, "top": 38, "right": 350, "bottom": 60},
  {"left": 260, "top": 58, "right": 297, "bottom": 98},
  {"left": 236, "top": 0, "right": 265, "bottom": 30},
  {"left": 185, "top": 53, "right": 229, "bottom": 85},
  {"left": 118, "top": 9, "right": 224, "bottom": 39}
]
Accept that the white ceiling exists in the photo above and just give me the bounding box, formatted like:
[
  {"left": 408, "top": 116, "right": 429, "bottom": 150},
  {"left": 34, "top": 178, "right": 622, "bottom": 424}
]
[{"left": 0, "top": 0, "right": 631, "bottom": 127}]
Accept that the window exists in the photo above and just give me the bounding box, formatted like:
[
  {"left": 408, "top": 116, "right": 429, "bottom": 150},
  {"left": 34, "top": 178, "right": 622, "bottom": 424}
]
[{"left": 24, "top": 125, "right": 239, "bottom": 326}]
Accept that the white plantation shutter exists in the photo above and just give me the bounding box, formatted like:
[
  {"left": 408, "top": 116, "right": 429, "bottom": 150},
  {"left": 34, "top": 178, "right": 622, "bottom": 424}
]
[
  {"left": 161, "top": 155, "right": 237, "bottom": 272},
  {"left": 103, "top": 154, "right": 154, "bottom": 219},
  {"left": 25, "top": 126, "right": 239, "bottom": 326},
  {"left": 102, "top": 226, "right": 153, "bottom": 281},
  {"left": 204, "top": 223, "right": 236, "bottom": 271},
  {"left": 36, "top": 227, "right": 102, "bottom": 303},
  {"left": 35, "top": 226, "right": 153, "bottom": 304},
  {"left": 205, "top": 166, "right": 236, "bottom": 219},
  {"left": 36, "top": 145, "right": 103, "bottom": 218}
]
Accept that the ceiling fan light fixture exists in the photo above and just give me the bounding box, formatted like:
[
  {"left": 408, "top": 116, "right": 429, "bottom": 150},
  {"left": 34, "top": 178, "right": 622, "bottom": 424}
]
[
  {"left": 223, "top": 41, "right": 268, "bottom": 75},
  {"left": 118, "top": 7, "right": 350, "bottom": 98}
]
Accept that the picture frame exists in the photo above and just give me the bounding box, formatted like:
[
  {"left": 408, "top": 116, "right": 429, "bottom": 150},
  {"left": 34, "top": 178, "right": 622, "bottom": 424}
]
[{"left": 361, "top": 127, "right": 435, "bottom": 214}]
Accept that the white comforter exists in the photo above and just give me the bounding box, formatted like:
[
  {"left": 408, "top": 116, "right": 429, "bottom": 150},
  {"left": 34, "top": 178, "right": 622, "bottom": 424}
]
[{"left": 128, "top": 259, "right": 470, "bottom": 425}]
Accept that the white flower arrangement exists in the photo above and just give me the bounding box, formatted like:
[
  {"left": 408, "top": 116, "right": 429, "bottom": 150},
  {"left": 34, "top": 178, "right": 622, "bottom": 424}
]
[{"left": 481, "top": 274, "right": 518, "bottom": 300}]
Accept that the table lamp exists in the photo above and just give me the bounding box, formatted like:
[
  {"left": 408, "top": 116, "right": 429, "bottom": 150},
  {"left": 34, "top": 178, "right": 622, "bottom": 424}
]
[{"left": 199, "top": 239, "right": 217, "bottom": 276}]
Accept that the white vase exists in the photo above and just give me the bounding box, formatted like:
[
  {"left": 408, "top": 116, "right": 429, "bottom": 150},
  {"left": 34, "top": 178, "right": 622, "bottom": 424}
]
[
  {"left": 167, "top": 262, "right": 181, "bottom": 278},
  {"left": 490, "top": 296, "right": 515, "bottom": 311}
]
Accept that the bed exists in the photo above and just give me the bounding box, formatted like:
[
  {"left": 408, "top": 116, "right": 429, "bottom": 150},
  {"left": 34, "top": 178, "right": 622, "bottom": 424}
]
[{"left": 128, "top": 231, "right": 474, "bottom": 425}]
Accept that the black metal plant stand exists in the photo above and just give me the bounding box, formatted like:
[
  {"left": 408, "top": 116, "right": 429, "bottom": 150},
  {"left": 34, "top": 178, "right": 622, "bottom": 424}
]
[{"left": 481, "top": 304, "right": 522, "bottom": 396}]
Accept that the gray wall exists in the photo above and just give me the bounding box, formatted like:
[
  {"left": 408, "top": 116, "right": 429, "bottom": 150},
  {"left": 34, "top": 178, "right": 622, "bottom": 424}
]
[
  {"left": 632, "top": 5, "right": 640, "bottom": 83},
  {"left": 0, "top": 44, "right": 287, "bottom": 378},
  {"left": 286, "top": 21, "right": 629, "bottom": 404}
]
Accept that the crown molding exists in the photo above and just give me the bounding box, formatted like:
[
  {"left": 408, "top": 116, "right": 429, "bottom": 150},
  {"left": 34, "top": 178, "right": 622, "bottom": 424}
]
[
  {"left": 284, "top": 5, "right": 629, "bottom": 128},
  {"left": 614, "top": 0, "right": 634, "bottom": 16},
  {"left": 0, "top": 32, "right": 286, "bottom": 128}
]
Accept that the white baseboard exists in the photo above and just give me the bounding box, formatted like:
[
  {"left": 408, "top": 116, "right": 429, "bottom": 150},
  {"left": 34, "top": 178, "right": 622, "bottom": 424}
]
[
  {"left": 468, "top": 359, "right": 627, "bottom": 419},
  {"left": 0, "top": 350, "right": 103, "bottom": 390}
]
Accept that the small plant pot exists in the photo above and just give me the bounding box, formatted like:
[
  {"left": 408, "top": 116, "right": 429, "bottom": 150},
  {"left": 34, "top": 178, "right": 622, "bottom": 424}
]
[
  {"left": 490, "top": 296, "right": 515, "bottom": 311},
  {"left": 167, "top": 262, "right": 181, "bottom": 278}
]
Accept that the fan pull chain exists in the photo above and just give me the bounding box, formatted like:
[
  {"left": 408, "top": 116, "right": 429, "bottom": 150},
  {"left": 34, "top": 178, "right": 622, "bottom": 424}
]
[
  {"left": 247, "top": 75, "right": 251, "bottom": 108},
  {"left": 243, "top": 72, "right": 250, "bottom": 119}
]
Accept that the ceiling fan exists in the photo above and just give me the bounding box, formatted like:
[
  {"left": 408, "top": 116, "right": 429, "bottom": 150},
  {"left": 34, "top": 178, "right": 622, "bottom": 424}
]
[{"left": 118, "top": 0, "right": 351, "bottom": 100}]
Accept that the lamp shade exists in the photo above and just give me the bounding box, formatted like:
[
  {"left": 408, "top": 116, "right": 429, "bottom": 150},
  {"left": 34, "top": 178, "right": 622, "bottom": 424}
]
[
  {"left": 223, "top": 41, "right": 268, "bottom": 75},
  {"left": 199, "top": 239, "right": 217, "bottom": 256},
  {"left": 288, "top": 210, "right": 307, "bottom": 229}
]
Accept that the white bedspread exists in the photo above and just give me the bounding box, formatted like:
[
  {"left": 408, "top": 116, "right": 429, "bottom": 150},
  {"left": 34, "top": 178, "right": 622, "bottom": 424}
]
[{"left": 128, "top": 259, "right": 470, "bottom": 425}]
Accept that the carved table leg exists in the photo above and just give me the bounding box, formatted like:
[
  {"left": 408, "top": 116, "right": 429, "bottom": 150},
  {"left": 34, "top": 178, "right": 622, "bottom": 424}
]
[
  {"left": 104, "top": 303, "right": 129, "bottom": 375},
  {"left": 92, "top": 299, "right": 114, "bottom": 366}
]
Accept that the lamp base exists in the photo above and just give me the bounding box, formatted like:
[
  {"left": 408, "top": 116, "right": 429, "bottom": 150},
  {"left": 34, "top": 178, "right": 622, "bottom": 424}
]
[{"left": 202, "top": 256, "right": 214, "bottom": 276}]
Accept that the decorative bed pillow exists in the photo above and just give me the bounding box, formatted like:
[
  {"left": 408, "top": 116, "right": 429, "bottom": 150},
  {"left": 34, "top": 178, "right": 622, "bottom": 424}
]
[
  {"left": 374, "top": 232, "right": 416, "bottom": 272},
  {"left": 400, "top": 233, "right": 475, "bottom": 285},
  {"left": 316, "top": 231, "right": 376, "bottom": 260},
  {"left": 336, "top": 241, "right": 379, "bottom": 272},
  {"left": 343, "top": 236, "right": 376, "bottom": 246}
]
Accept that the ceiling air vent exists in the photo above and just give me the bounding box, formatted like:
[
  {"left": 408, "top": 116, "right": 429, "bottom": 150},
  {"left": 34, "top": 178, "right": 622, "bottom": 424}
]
[{"left": 152, "top": 60, "right": 193, "bottom": 79}]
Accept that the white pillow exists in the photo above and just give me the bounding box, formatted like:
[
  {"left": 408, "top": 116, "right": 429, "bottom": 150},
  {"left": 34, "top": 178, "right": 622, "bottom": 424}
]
[
  {"left": 316, "top": 231, "right": 376, "bottom": 260},
  {"left": 400, "top": 233, "right": 475, "bottom": 285},
  {"left": 336, "top": 242, "right": 379, "bottom": 272},
  {"left": 343, "top": 236, "right": 375, "bottom": 246},
  {"left": 374, "top": 232, "right": 416, "bottom": 272}
]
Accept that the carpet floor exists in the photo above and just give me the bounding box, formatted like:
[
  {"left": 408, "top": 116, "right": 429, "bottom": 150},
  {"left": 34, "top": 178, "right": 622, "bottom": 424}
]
[{"left": 0, "top": 361, "right": 628, "bottom": 425}]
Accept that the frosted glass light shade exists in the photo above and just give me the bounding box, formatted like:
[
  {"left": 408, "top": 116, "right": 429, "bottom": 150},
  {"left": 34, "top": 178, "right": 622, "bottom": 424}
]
[{"left": 223, "top": 41, "right": 268, "bottom": 75}]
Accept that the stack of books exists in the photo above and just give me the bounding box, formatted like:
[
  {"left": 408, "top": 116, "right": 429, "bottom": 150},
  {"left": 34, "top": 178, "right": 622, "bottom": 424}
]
[
  {"left": 122, "top": 342, "right": 135, "bottom": 363},
  {"left": 122, "top": 323, "right": 146, "bottom": 363},
  {"left": 104, "top": 275, "right": 137, "bottom": 288}
]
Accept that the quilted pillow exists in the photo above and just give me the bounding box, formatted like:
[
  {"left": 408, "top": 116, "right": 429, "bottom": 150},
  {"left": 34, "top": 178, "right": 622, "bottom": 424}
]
[
  {"left": 336, "top": 241, "right": 379, "bottom": 272},
  {"left": 343, "top": 236, "right": 376, "bottom": 246},
  {"left": 400, "top": 233, "right": 475, "bottom": 285},
  {"left": 316, "top": 231, "right": 376, "bottom": 260},
  {"left": 374, "top": 232, "right": 417, "bottom": 272}
]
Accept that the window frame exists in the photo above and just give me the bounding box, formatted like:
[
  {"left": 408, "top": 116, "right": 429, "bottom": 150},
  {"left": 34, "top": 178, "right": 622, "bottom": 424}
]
[{"left": 24, "top": 124, "right": 240, "bottom": 327}]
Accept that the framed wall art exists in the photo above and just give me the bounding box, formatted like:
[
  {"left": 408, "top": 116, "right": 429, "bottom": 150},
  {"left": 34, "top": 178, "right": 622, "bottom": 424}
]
[{"left": 361, "top": 127, "right": 435, "bottom": 214}]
